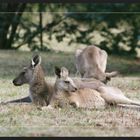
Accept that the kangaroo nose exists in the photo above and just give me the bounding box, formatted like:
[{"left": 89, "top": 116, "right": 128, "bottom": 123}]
[
  {"left": 13, "top": 79, "right": 16, "bottom": 84},
  {"left": 74, "top": 87, "right": 78, "bottom": 91},
  {"left": 71, "top": 87, "right": 78, "bottom": 92},
  {"left": 13, "top": 79, "right": 18, "bottom": 86}
]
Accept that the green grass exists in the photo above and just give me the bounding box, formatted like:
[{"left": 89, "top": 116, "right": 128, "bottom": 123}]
[
  {"left": 1, "top": 50, "right": 140, "bottom": 79},
  {"left": 1, "top": 50, "right": 140, "bottom": 136}
]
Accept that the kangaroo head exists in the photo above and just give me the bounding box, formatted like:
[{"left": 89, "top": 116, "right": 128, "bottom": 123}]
[
  {"left": 54, "top": 66, "right": 78, "bottom": 93},
  {"left": 13, "top": 54, "right": 42, "bottom": 86}
]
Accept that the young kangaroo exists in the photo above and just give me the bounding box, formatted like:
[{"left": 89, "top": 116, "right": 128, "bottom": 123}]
[
  {"left": 54, "top": 67, "right": 140, "bottom": 108},
  {"left": 12, "top": 55, "right": 54, "bottom": 106},
  {"left": 54, "top": 66, "right": 106, "bottom": 109}
]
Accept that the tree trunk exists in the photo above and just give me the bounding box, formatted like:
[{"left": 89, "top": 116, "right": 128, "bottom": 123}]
[
  {"left": 0, "top": 3, "right": 22, "bottom": 49},
  {"left": 6, "top": 3, "right": 26, "bottom": 49},
  {"left": 129, "top": 28, "right": 137, "bottom": 55},
  {"left": 39, "top": 4, "right": 43, "bottom": 50}
]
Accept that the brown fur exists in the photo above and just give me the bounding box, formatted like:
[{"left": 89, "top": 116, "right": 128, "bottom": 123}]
[
  {"left": 54, "top": 67, "right": 140, "bottom": 109},
  {"left": 12, "top": 55, "right": 54, "bottom": 106},
  {"left": 67, "top": 88, "right": 106, "bottom": 109},
  {"left": 29, "top": 65, "right": 54, "bottom": 106},
  {"left": 11, "top": 56, "right": 140, "bottom": 110},
  {"left": 54, "top": 67, "right": 106, "bottom": 109},
  {"left": 75, "top": 45, "right": 118, "bottom": 83},
  {"left": 11, "top": 56, "right": 76, "bottom": 108},
  {"left": 73, "top": 78, "right": 105, "bottom": 90}
]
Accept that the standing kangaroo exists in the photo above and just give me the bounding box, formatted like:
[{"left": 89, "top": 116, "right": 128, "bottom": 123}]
[
  {"left": 12, "top": 55, "right": 54, "bottom": 106},
  {"left": 54, "top": 66, "right": 140, "bottom": 108},
  {"left": 75, "top": 45, "right": 118, "bottom": 83}
]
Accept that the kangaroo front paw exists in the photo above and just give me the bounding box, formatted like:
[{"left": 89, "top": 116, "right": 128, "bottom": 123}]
[
  {"left": 41, "top": 105, "right": 54, "bottom": 110},
  {"left": 70, "top": 102, "right": 79, "bottom": 108}
]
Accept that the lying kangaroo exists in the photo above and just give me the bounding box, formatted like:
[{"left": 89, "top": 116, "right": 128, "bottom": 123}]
[
  {"left": 7, "top": 54, "right": 105, "bottom": 109},
  {"left": 9, "top": 55, "right": 76, "bottom": 108},
  {"left": 7, "top": 55, "right": 140, "bottom": 109},
  {"left": 75, "top": 45, "right": 118, "bottom": 83},
  {"left": 54, "top": 66, "right": 106, "bottom": 109},
  {"left": 12, "top": 55, "right": 54, "bottom": 106},
  {"left": 54, "top": 66, "right": 140, "bottom": 108}
]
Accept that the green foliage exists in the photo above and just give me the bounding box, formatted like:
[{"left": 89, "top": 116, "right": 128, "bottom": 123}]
[
  {"left": 0, "top": 3, "right": 140, "bottom": 56},
  {"left": 0, "top": 3, "right": 26, "bottom": 49},
  {"left": 0, "top": 50, "right": 140, "bottom": 80}
]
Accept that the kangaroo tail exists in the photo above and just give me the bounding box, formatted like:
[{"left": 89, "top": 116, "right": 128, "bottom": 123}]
[
  {"left": 118, "top": 97, "right": 140, "bottom": 107},
  {"left": 130, "top": 100, "right": 140, "bottom": 106},
  {"left": 1, "top": 96, "right": 31, "bottom": 105},
  {"left": 118, "top": 99, "right": 140, "bottom": 107},
  {"left": 117, "top": 104, "right": 140, "bottom": 111}
]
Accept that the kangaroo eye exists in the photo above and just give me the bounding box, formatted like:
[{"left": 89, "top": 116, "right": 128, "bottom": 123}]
[{"left": 64, "top": 81, "right": 70, "bottom": 84}]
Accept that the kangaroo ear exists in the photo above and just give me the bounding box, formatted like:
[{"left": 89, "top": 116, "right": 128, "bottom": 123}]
[
  {"left": 60, "top": 67, "right": 69, "bottom": 78},
  {"left": 55, "top": 66, "right": 61, "bottom": 78},
  {"left": 31, "top": 54, "right": 41, "bottom": 68}
]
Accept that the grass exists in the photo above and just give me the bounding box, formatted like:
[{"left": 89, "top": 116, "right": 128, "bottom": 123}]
[
  {"left": 1, "top": 50, "right": 140, "bottom": 79},
  {"left": 1, "top": 50, "right": 140, "bottom": 136}
]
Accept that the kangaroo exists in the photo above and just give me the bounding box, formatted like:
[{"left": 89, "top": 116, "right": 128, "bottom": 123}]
[
  {"left": 54, "top": 66, "right": 106, "bottom": 109},
  {"left": 54, "top": 67, "right": 140, "bottom": 108},
  {"left": 75, "top": 45, "right": 118, "bottom": 83},
  {"left": 97, "top": 86, "right": 140, "bottom": 107},
  {"left": 10, "top": 55, "right": 70, "bottom": 108},
  {"left": 12, "top": 55, "right": 54, "bottom": 106}
]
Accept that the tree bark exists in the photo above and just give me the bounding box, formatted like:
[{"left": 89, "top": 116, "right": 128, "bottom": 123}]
[
  {"left": 39, "top": 4, "right": 43, "bottom": 50},
  {"left": 0, "top": 3, "right": 22, "bottom": 49},
  {"left": 6, "top": 3, "right": 26, "bottom": 49}
]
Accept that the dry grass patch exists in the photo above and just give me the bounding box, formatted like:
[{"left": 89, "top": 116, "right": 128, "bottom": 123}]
[{"left": 0, "top": 77, "right": 140, "bottom": 136}]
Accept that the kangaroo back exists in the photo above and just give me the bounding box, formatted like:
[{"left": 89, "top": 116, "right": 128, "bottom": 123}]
[
  {"left": 69, "top": 88, "right": 106, "bottom": 109},
  {"left": 75, "top": 45, "right": 118, "bottom": 83}
]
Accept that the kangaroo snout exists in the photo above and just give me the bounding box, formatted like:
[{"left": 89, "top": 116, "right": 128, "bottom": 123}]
[
  {"left": 72, "top": 87, "right": 78, "bottom": 92},
  {"left": 13, "top": 79, "right": 18, "bottom": 86},
  {"left": 13, "top": 79, "right": 21, "bottom": 86}
]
